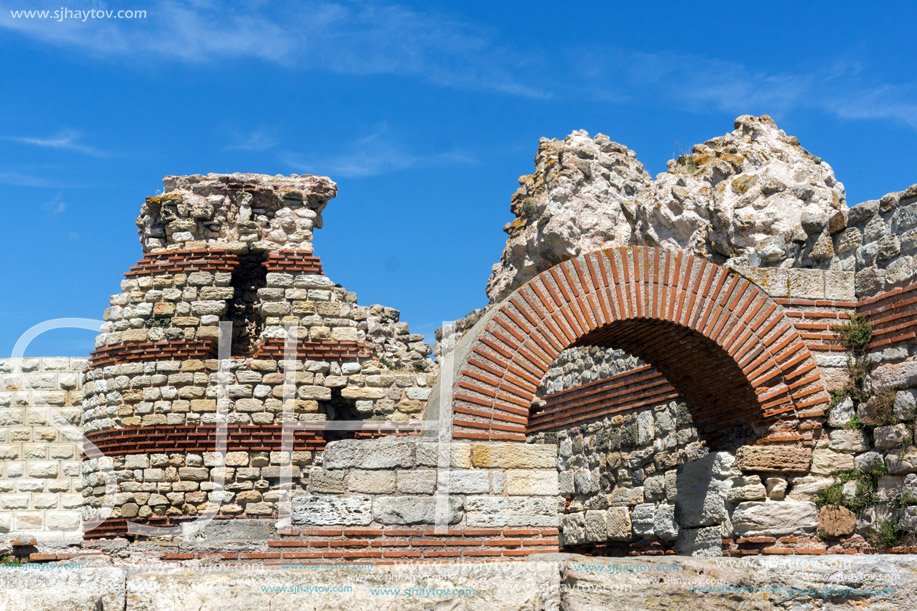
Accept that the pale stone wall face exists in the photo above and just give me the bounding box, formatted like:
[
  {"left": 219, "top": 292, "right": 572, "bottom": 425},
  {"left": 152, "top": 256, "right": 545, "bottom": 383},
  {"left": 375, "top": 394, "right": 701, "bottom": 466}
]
[{"left": 0, "top": 358, "right": 85, "bottom": 541}]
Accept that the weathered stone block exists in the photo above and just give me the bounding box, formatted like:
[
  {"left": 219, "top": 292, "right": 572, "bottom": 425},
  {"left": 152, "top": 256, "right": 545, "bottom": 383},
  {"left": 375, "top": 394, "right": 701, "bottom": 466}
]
[
  {"left": 829, "top": 429, "right": 868, "bottom": 453},
  {"left": 676, "top": 525, "right": 723, "bottom": 557},
  {"left": 436, "top": 470, "right": 489, "bottom": 494},
  {"left": 465, "top": 497, "right": 559, "bottom": 527},
  {"left": 584, "top": 510, "right": 606, "bottom": 543},
  {"left": 810, "top": 449, "right": 855, "bottom": 475},
  {"left": 817, "top": 505, "right": 856, "bottom": 537},
  {"left": 631, "top": 503, "right": 656, "bottom": 538},
  {"left": 874, "top": 424, "right": 910, "bottom": 449},
  {"left": 732, "top": 501, "right": 817, "bottom": 536},
  {"left": 470, "top": 443, "right": 556, "bottom": 469},
  {"left": 606, "top": 506, "right": 632, "bottom": 542},
  {"left": 396, "top": 469, "right": 436, "bottom": 494},
  {"left": 735, "top": 445, "right": 812, "bottom": 473},
  {"left": 561, "top": 512, "right": 586, "bottom": 546},
  {"left": 323, "top": 438, "right": 415, "bottom": 470},
  {"left": 416, "top": 442, "right": 472, "bottom": 468},
  {"left": 503, "top": 470, "right": 559, "bottom": 496},
  {"left": 291, "top": 495, "right": 373, "bottom": 526},
  {"left": 372, "top": 496, "right": 463, "bottom": 525},
  {"left": 345, "top": 470, "right": 396, "bottom": 494},
  {"left": 654, "top": 504, "right": 679, "bottom": 540}
]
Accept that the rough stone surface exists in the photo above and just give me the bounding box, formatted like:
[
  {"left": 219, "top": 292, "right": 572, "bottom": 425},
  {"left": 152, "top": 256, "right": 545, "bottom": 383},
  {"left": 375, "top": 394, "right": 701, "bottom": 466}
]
[
  {"left": 372, "top": 496, "right": 463, "bottom": 525},
  {"left": 486, "top": 115, "right": 847, "bottom": 303},
  {"left": 734, "top": 445, "right": 812, "bottom": 473},
  {"left": 290, "top": 495, "right": 373, "bottom": 526},
  {"left": 465, "top": 497, "right": 560, "bottom": 527},
  {"left": 817, "top": 504, "right": 857, "bottom": 537},
  {"left": 731, "top": 501, "right": 817, "bottom": 536}
]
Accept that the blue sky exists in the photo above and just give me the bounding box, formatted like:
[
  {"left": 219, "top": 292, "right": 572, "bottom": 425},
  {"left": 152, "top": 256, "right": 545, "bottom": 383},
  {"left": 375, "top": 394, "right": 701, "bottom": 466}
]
[{"left": 0, "top": 0, "right": 915, "bottom": 357}]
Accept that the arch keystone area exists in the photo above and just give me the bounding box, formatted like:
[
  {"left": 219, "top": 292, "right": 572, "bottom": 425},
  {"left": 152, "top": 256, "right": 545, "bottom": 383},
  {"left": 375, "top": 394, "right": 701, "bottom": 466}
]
[{"left": 440, "top": 247, "right": 829, "bottom": 449}]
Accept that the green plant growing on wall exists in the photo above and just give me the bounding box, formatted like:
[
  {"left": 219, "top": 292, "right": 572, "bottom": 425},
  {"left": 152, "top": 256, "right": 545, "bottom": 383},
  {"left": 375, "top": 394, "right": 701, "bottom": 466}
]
[
  {"left": 873, "top": 517, "right": 901, "bottom": 549},
  {"left": 830, "top": 314, "right": 876, "bottom": 407},
  {"left": 813, "top": 466, "right": 886, "bottom": 513},
  {"left": 844, "top": 414, "right": 864, "bottom": 430}
]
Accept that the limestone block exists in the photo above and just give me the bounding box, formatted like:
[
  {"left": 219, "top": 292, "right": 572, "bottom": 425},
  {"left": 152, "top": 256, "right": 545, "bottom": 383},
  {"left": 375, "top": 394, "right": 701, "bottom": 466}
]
[
  {"left": 726, "top": 475, "right": 767, "bottom": 503},
  {"left": 631, "top": 503, "right": 656, "bottom": 538},
  {"left": 372, "top": 496, "right": 463, "bottom": 525},
  {"left": 561, "top": 512, "right": 586, "bottom": 546},
  {"left": 609, "top": 486, "right": 644, "bottom": 507},
  {"left": 653, "top": 504, "right": 679, "bottom": 540},
  {"left": 323, "top": 438, "right": 415, "bottom": 470},
  {"left": 345, "top": 470, "right": 396, "bottom": 494},
  {"left": 436, "top": 470, "right": 489, "bottom": 494},
  {"left": 674, "top": 455, "right": 727, "bottom": 527},
  {"left": 605, "top": 506, "right": 632, "bottom": 542},
  {"left": 829, "top": 429, "right": 868, "bottom": 453},
  {"left": 470, "top": 443, "right": 556, "bottom": 469},
  {"left": 735, "top": 445, "right": 812, "bottom": 473},
  {"left": 676, "top": 525, "right": 723, "bottom": 557},
  {"left": 809, "top": 449, "right": 855, "bottom": 475},
  {"left": 396, "top": 470, "right": 437, "bottom": 494},
  {"left": 817, "top": 505, "right": 856, "bottom": 537},
  {"left": 465, "top": 496, "right": 560, "bottom": 527},
  {"left": 874, "top": 424, "right": 910, "bottom": 449},
  {"left": 291, "top": 495, "right": 373, "bottom": 526},
  {"left": 584, "top": 510, "right": 606, "bottom": 543},
  {"left": 503, "top": 470, "right": 559, "bottom": 496},
  {"left": 416, "top": 442, "right": 472, "bottom": 468},
  {"left": 731, "top": 501, "right": 817, "bottom": 536}
]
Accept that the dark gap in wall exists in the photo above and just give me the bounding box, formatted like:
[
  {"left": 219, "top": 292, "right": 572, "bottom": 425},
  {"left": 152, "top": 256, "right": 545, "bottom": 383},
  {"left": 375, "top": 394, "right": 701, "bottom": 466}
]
[{"left": 228, "top": 253, "right": 268, "bottom": 357}]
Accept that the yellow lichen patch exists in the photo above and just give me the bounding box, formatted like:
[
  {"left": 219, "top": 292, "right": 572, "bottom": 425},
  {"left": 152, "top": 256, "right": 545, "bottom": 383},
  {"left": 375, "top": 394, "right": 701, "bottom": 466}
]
[
  {"left": 720, "top": 153, "right": 746, "bottom": 170},
  {"left": 732, "top": 174, "right": 758, "bottom": 194},
  {"left": 144, "top": 193, "right": 182, "bottom": 208}
]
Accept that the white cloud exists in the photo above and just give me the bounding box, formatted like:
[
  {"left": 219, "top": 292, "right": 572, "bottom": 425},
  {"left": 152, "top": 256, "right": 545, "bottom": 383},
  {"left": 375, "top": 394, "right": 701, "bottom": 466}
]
[
  {"left": 575, "top": 48, "right": 917, "bottom": 130},
  {"left": 0, "top": 171, "right": 53, "bottom": 187},
  {"left": 41, "top": 193, "right": 67, "bottom": 214},
  {"left": 223, "top": 130, "right": 277, "bottom": 152},
  {"left": 0, "top": 0, "right": 548, "bottom": 98},
  {"left": 2, "top": 129, "right": 105, "bottom": 156},
  {"left": 280, "top": 124, "right": 476, "bottom": 178}
]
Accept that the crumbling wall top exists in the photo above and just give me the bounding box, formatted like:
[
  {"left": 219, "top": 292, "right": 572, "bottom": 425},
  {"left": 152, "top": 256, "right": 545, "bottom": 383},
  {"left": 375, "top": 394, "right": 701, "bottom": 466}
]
[{"left": 137, "top": 173, "right": 337, "bottom": 254}]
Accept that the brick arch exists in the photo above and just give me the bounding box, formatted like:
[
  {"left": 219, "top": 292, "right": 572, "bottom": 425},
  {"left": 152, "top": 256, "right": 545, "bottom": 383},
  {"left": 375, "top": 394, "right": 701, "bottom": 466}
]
[{"left": 452, "top": 247, "right": 829, "bottom": 448}]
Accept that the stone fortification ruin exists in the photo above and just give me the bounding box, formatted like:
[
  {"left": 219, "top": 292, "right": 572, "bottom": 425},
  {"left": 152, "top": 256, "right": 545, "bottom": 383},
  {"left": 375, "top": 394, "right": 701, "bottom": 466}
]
[{"left": 2, "top": 116, "right": 917, "bottom": 571}]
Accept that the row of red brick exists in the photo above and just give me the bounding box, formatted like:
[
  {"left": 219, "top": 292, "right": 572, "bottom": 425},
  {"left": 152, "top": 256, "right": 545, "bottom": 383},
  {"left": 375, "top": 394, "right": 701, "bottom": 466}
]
[{"left": 452, "top": 248, "right": 829, "bottom": 443}]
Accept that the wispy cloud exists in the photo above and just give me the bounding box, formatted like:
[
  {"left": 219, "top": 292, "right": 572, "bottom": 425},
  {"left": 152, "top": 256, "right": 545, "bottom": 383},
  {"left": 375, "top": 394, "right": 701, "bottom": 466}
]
[
  {"left": 0, "top": 0, "right": 548, "bottom": 98},
  {"left": 1, "top": 129, "right": 105, "bottom": 156},
  {"left": 41, "top": 193, "right": 67, "bottom": 214},
  {"left": 0, "top": 171, "right": 53, "bottom": 187},
  {"left": 574, "top": 49, "right": 917, "bottom": 130},
  {"left": 280, "top": 124, "right": 476, "bottom": 178},
  {"left": 223, "top": 130, "right": 277, "bottom": 152}
]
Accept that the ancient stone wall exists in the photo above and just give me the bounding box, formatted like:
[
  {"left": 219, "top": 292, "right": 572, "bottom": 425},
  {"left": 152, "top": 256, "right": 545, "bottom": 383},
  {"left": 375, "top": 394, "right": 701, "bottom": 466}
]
[
  {"left": 0, "top": 358, "right": 85, "bottom": 541},
  {"left": 81, "top": 174, "right": 435, "bottom": 536}
]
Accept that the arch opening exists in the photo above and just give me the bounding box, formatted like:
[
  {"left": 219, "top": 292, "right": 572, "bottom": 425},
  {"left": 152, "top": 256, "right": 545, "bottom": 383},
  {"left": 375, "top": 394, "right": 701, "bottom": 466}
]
[{"left": 448, "top": 247, "right": 829, "bottom": 449}]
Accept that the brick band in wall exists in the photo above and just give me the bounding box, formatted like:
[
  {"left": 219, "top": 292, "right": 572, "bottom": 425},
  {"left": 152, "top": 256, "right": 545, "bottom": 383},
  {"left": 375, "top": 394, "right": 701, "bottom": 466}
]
[
  {"left": 252, "top": 339, "right": 371, "bottom": 360},
  {"left": 83, "top": 425, "right": 327, "bottom": 458},
  {"left": 529, "top": 365, "right": 680, "bottom": 433},
  {"left": 452, "top": 247, "right": 830, "bottom": 446},
  {"left": 124, "top": 249, "right": 240, "bottom": 277},
  {"left": 83, "top": 423, "right": 425, "bottom": 459},
  {"left": 775, "top": 298, "right": 856, "bottom": 353},
  {"left": 84, "top": 518, "right": 561, "bottom": 560},
  {"left": 263, "top": 250, "right": 324, "bottom": 274},
  {"left": 859, "top": 280, "right": 917, "bottom": 350},
  {"left": 88, "top": 340, "right": 216, "bottom": 368}
]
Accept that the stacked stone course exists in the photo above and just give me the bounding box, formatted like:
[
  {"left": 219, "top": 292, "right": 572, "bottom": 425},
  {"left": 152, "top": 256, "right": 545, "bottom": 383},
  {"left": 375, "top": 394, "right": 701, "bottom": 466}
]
[
  {"left": 0, "top": 358, "right": 85, "bottom": 541},
  {"left": 81, "top": 174, "right": 435, "bottom": 534}
]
